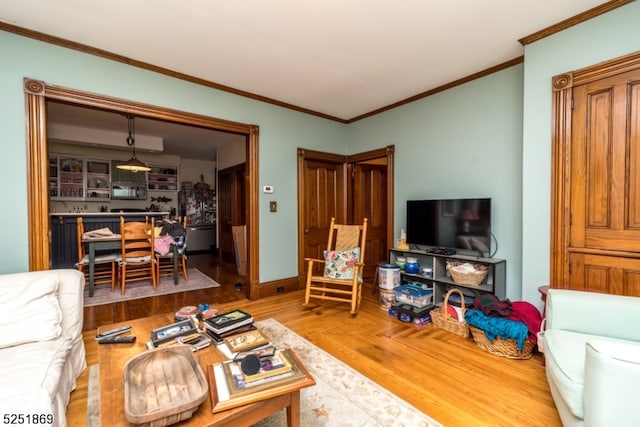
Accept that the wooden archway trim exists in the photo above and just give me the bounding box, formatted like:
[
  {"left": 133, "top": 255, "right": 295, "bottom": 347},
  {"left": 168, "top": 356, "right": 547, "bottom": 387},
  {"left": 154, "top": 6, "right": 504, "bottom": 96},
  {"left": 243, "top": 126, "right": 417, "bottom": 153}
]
[{"left": 24, "top": 78, "right": 260, "bottom": 297}]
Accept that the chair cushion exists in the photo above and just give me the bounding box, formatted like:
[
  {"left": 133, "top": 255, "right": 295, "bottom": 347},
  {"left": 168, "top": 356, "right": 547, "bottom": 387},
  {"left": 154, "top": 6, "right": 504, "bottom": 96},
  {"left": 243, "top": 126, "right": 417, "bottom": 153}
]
[
  {"left": 324, "top": 247, "right": 360, "bottom": 279},
  {"left": 122, "top": 255, "right": 152, "bottom": 263},
  {"left": 0, "top": 273, "right": 62, "bottom": 349},
  {"left": 76, "top": 253, "right": 119, "bottom": 266}
]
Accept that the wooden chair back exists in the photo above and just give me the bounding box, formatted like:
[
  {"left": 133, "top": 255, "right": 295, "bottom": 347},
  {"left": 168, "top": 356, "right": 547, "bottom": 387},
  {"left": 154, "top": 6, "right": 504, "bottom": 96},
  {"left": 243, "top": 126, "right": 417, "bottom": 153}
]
[
  {"left": 304, "top": 217, "right": 368, "bottom": 315},
  {"left": 156, "top": 216, "right": 189, "bottom": 281},
  {"left": 76, "top": 217, "right": 85, "bottom": 262},
  {"left": 329, "top": 220, "right": 367, "bottom": 259},
  {"left": 121, "top": 219, "right": 155, "bottom": 259},
  {"left": 76, "top": 217, "right": 117, "bottom": 288},
  {"left": 119, "top": 216, "right": 156, "bottom": 294}
]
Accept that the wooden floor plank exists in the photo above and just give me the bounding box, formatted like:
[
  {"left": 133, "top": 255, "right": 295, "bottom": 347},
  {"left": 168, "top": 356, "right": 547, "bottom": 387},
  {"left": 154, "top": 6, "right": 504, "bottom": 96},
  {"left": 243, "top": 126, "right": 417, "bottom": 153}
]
[{"left": 67, "top": 254, "right": 561, "bottom": 427}]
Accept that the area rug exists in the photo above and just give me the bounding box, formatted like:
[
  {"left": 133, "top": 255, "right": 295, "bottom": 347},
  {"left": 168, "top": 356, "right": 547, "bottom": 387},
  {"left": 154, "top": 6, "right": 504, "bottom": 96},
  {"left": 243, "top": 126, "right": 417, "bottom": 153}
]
[
  {"left": 86, "top": 319, "right": 441, "bottom": 426},
  {"left": 83, "top": 268, "right": 220, "bottom": 307}
]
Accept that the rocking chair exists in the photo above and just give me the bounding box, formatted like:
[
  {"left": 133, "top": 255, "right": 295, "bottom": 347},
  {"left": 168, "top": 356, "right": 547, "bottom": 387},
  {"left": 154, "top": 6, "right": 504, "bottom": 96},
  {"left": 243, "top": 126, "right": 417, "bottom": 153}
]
[{"left": 303, "top": 217, "right": 368, "bottom": 314}]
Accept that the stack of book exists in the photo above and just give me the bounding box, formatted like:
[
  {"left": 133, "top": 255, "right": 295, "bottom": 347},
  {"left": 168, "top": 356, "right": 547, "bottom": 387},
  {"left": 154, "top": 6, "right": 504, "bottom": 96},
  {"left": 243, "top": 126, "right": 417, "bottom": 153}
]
[
  {"left": 146, "top": 318, "right": 213, "bottom": 351},
  {"left": 208, "top": 348, "right": 310, "bottom": 413},
  {"left": 203, "top": 309, "right": 256, "bottom": 345},
  {"left": 226, "top": 349, "right": 294, "bottom": 390}
]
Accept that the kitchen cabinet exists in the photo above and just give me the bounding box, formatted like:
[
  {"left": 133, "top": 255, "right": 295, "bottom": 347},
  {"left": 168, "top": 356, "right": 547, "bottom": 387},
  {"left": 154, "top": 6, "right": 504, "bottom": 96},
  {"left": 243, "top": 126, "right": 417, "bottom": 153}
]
[
  {"left": 48, "top": 157, "right": 58, "bottom": 198},
  {"left": 147, "top": 164, "right": 178, "bottom": 191},
  {"left": 85, "top": 159, "right": 110, "bottom": 200},
  {"left": 49, "top": 155, "right": 110, "bottom": 201},
  {"left": 50, "top": 155, "right": 84, "bottom": 199}
]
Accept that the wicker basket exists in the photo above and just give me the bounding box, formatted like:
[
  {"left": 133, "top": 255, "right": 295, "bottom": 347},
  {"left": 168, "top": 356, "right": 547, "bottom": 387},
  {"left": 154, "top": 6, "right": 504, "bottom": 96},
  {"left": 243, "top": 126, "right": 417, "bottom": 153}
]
[
  {"left": 429, "top": 288, "right": 469, "bottom": 337},
  {"left": 446, "top": 261, "right": 489, "bottom": 286},
  {"left": 469, "top": 326, "right": 534, "bottom": 360}
]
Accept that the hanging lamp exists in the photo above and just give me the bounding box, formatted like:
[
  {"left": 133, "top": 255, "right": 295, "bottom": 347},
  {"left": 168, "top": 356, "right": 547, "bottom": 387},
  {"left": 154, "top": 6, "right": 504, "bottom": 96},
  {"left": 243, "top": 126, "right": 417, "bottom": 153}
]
[{"left": 116, "top": 115, "right": 150, "bottom": 172}]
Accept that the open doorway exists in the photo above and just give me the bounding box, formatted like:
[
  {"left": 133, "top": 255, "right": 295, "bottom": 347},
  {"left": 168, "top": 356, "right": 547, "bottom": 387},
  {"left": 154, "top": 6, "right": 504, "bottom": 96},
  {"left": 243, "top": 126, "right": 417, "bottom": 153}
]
[{"left": 24, "top": 78, "right": 261, "bottom": 298}]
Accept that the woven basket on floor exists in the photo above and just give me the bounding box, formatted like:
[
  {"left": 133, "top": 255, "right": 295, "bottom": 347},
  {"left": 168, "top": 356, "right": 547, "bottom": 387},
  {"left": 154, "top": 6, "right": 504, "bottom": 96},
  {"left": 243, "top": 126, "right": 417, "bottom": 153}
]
[
  {"left": 430, "top": 288, "right": 469, "bottom": 337},
  {"left": 446, "top": 261, "right": 489, "bottom": 286},
  {"left": 469, "top": 326, "right": 534, "bottom": 360}
]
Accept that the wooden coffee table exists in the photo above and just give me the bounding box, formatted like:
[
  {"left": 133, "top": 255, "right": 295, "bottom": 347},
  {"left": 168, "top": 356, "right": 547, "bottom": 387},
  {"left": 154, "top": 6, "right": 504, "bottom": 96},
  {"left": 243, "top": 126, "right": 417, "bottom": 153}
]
[{"left": 98, "top": 314, "right": 315, "bottom": 426}]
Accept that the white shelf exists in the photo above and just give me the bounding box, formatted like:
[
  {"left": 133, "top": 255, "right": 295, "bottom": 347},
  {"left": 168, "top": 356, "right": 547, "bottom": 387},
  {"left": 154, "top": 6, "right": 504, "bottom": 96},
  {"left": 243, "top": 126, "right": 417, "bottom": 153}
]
[{"left": 148, "top": 164, "right": 178, "bottom": 191}]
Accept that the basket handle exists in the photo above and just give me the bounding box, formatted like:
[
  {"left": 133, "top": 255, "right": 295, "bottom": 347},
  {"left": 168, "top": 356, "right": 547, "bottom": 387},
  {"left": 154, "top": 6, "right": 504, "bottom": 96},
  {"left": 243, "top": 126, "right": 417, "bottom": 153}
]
[{"left": 442, "top": 288, "right": 466, "bottom": 321}]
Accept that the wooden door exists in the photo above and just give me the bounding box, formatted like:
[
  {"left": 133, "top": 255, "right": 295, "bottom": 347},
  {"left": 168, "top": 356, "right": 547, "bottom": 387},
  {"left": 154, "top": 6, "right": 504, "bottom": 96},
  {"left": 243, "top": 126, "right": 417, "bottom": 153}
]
[
  {"left": 297, "top": 146, "right": 394, "bottom": 287},
  {"left": 551, "top": 52, "right": 640, "bottom": 296},
  {"left": 297, "top": 149, "right": 348, "bottom": 283},
  {"left": 218, "top": 163, "right": 246, "bottom": 263},
  {"left": 351, "top": 153, "right": 393, "bottom": 281}
]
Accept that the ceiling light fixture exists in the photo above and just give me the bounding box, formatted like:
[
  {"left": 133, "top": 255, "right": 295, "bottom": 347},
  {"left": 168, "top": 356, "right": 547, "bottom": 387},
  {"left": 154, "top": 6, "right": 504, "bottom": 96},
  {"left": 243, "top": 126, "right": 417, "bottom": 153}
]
[{"left": 116, "top": 115, "right": 150, "bottom": 172}]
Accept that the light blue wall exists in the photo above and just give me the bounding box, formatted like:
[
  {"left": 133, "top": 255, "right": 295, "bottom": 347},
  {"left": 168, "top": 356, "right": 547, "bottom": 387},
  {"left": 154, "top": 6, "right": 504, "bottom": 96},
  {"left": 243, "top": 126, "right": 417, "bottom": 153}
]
[
  {"left": 347, "top": 67, "right": 525, "bottom": 300},
  {"left": 3, "top": 2, "right": 638, "bottom": 305},
  {"left": 521, "top": 1, "right": 640, "bottom": 304},
  {"left": 0, "top": 30, "right": 347, "bottom": 279}
]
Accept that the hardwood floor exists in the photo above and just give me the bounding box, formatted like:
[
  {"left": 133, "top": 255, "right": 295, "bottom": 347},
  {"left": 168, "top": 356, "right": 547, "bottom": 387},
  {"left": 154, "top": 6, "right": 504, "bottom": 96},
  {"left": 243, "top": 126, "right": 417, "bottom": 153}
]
[{"left": 67, "top": 254, "right": 562, "bottom": 427}]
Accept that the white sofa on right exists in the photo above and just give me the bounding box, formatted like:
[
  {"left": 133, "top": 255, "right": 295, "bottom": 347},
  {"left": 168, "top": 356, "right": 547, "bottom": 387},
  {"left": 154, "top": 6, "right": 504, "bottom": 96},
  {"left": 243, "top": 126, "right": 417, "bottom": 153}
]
[{"left": 543, "top": 288, "right": 640, "bottom": 426}]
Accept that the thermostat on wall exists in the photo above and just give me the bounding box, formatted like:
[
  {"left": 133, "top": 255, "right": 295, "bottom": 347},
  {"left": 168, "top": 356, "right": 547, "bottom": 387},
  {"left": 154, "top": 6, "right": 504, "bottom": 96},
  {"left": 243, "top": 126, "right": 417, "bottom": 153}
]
[{"left": 263, "top": 185, "right": 274, "bottom": 193}]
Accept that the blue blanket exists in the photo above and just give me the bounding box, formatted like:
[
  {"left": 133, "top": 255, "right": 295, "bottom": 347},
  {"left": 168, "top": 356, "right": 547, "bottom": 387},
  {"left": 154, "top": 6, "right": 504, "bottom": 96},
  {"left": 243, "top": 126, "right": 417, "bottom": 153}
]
[{"left": 464, "top": 309, "right": 529, "bottom": 351}]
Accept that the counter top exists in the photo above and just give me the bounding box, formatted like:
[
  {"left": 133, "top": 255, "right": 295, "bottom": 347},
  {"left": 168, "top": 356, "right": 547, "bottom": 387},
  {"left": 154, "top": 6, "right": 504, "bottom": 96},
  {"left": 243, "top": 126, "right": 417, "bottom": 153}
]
[{"left": 50, "top": 212, "right": 170, "bottom": 216}]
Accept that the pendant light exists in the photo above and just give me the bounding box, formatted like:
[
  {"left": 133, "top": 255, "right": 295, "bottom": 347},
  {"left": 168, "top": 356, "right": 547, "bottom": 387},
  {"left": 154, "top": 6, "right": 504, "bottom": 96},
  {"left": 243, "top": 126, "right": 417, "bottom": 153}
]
[{"left": 116, "top": 115, "right": 150, "bottom": 172}]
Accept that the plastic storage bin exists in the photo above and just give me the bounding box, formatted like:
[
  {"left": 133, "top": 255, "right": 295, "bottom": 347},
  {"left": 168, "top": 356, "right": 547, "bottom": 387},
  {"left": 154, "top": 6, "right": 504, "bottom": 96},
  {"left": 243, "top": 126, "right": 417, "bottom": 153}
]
[{"left": 394, "top": 283, "right": 433, "bottom": 308}]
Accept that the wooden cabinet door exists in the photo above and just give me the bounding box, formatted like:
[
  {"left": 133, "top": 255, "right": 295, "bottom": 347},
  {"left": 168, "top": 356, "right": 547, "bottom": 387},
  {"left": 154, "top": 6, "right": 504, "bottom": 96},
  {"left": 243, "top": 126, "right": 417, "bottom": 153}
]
[
  {"left": 562, "top": 66, "right": 640, "bottom": 295},
  {"left": 569, "top": 253, "right": 640, "bottom": 295}
]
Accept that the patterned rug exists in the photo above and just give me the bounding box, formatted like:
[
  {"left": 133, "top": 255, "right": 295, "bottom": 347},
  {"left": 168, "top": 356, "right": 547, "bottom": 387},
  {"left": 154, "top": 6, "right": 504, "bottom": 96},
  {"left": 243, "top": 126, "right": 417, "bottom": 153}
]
[
  {"left": 83, "top": 268, "right": 220, "bottom": 307},
  {"left": 86, "top": 319, "right": 441, "bottom": 426}
]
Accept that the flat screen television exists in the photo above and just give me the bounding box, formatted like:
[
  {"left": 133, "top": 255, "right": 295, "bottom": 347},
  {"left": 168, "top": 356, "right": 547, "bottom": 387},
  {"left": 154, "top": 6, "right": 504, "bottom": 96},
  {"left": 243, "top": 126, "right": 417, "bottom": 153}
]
[{"left": 406, "top": 198, "right": 491, "bottom": 255}]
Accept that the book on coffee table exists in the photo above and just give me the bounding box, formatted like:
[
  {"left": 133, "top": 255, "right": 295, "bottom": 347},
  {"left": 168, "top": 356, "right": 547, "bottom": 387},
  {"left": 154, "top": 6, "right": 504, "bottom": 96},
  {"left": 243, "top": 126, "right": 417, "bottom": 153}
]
[
  {"left": 223, "top": 329, "right": 270, "bottom": 353},
  {"left": 204, "top": 309, "right": 253, "bottom": 334},
  {"left": 207, "top": 348, "right": 312, "bottom": 413},
  {"left": 205, "top": 323, "right": 257, "bottom": 345}
]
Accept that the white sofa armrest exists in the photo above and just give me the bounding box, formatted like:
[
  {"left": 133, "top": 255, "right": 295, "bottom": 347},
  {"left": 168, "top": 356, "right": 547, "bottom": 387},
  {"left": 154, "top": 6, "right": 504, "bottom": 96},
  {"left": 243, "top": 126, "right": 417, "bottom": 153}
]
[
  {"left": 546, "top": 289, "right": 640, "bottom": 341},
  {"left": 54, "top": 269, "right": 85, "bottom": 341},
  {"left": 584, "top": 339, "right": 640, "bottom": 427}
]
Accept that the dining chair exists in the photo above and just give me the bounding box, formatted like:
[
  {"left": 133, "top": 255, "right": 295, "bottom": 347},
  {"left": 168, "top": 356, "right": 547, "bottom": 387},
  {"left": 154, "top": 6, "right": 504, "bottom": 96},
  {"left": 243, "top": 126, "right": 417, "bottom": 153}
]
[
  {"left": 119, "top": 216, "right": 157, "bottom": 295},
  {"left": 155, "top": 216, "right": 188, "bottom": 281},
  {"left": 75, "top": 217, "right": 118, "bottom": 290},
  {"left": 303, "top": 217, "right": 368, "bottom": 315}
]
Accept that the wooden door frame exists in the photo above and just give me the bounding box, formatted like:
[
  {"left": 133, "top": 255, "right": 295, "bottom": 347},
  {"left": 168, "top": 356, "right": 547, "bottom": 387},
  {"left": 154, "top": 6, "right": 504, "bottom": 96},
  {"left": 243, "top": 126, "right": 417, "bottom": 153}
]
[
  {"left": 550, "top": 51, "right": 640, "bottom": 287},
  {"left": 296, "top": 145, "right": 394, "bottom": 279},
  {"left": 23, "top": 78, "right": 261, "bottom": 298}
]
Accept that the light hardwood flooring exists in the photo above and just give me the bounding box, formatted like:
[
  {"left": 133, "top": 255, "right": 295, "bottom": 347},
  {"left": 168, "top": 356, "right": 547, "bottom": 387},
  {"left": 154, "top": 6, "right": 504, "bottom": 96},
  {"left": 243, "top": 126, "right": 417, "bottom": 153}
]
[{"left": 67, "top": 255, "right": 561, "bottom": 427}]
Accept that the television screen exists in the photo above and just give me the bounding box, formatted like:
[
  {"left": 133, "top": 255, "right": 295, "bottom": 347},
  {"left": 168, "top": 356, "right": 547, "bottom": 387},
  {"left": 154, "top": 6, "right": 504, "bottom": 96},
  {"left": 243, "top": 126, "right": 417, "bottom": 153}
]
[{"left": 406, "top": 198, "right": 491, "bottom": 255}]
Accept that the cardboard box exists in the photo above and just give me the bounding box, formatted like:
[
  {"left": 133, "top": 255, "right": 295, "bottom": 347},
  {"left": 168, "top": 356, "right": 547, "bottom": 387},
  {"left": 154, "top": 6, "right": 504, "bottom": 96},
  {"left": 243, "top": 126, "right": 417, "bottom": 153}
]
[{"left": 232, "top": 225, "right": 247, "bottom": 276}]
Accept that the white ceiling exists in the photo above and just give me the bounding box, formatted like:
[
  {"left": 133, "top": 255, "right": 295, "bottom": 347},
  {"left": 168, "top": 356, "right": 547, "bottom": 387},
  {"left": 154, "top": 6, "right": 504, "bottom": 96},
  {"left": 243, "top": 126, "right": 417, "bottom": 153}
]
[{"left": 1, "top": 1, "right": 611, "bottom": 158}]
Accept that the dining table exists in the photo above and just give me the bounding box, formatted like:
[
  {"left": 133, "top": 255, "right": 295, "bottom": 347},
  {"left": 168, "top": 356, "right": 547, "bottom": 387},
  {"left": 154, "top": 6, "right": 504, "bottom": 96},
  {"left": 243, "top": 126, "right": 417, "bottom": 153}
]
[{"left": 82, "top": 234, "right": 178, "bottom": 297}]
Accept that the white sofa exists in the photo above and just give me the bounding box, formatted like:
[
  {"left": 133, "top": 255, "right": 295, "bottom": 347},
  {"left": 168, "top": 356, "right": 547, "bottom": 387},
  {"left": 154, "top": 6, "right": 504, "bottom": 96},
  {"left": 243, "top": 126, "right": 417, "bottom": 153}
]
[
  {"left": 0, "top": 269, "right": 86, "bottom": 427},
  {"left": 543, "top": 288, "right": 640, "bottom": 426}
]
